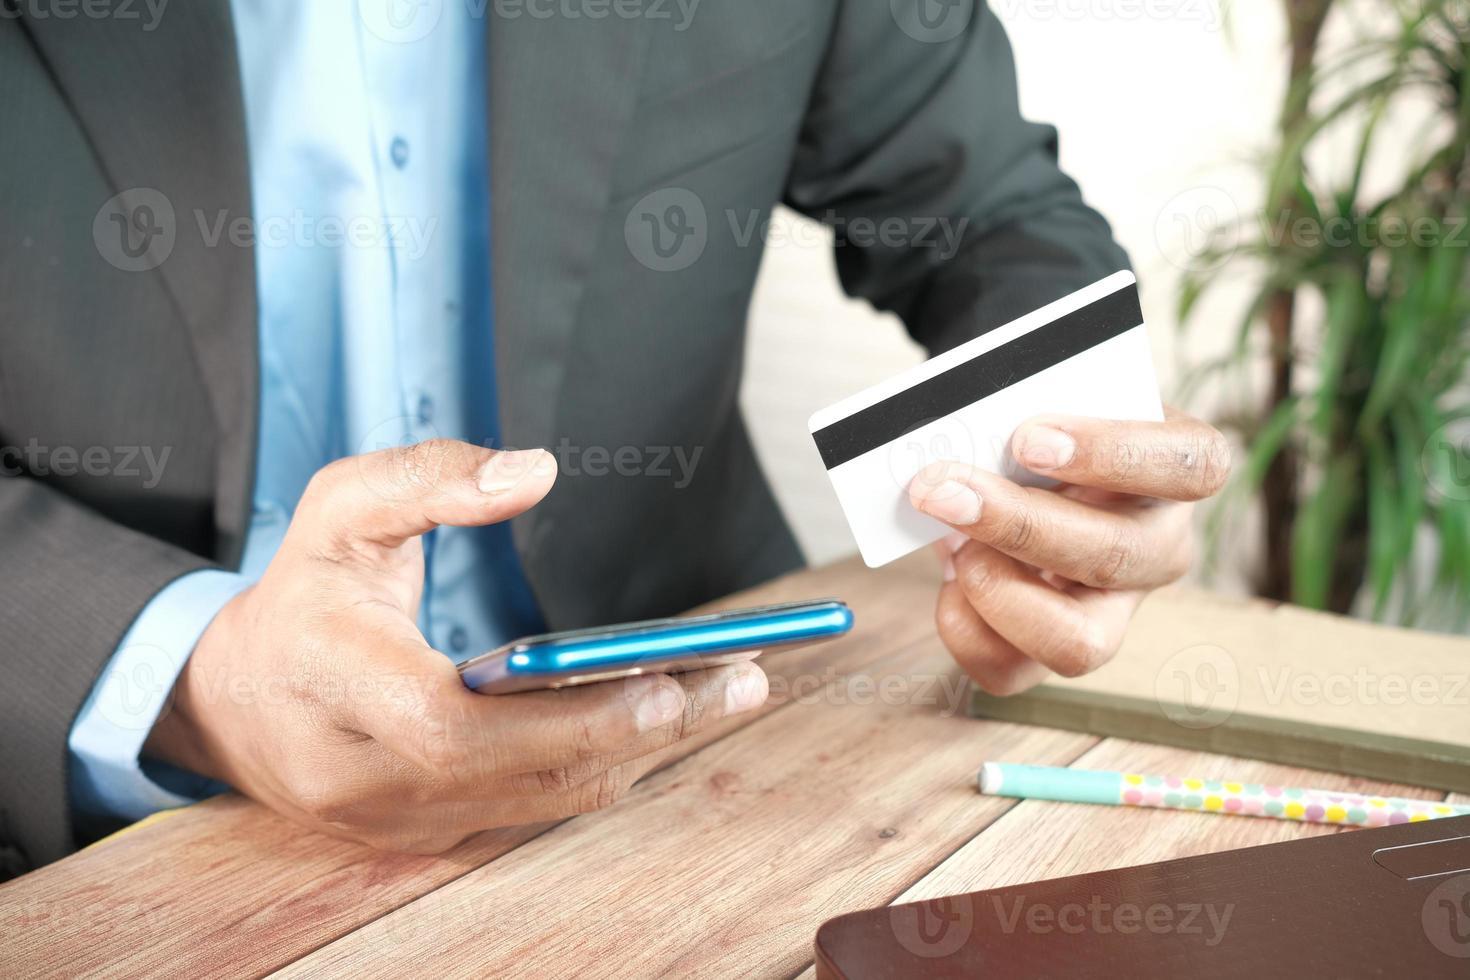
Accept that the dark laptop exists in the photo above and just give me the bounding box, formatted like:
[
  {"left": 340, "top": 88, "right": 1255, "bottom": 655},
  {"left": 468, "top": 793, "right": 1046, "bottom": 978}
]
[{"left": 816, "top": 815, "right": 1470, "bottom": 978}]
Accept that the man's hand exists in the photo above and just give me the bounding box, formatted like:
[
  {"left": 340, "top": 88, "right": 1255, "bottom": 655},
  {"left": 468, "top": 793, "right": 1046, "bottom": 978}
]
[
  {"left": 145, "top": 440, "right": 769, "bottom": 853},
  {"left": 908, "top": 408, "right": 1230, "bottom": 696}
]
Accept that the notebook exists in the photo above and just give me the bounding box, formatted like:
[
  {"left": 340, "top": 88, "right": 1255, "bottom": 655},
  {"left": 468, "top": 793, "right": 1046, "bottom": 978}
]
[
  {"left": 815, "top": 814, "right": 1470, "bottom": 977},
  {"left": 966, "top": 586, "right": 1470, "bottom": 792}
]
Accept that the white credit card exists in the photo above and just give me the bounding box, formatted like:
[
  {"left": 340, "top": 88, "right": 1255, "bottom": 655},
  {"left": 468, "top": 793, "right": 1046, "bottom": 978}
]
[{"left": 808, "top": 271, "right": 1163, "bottom": 568}]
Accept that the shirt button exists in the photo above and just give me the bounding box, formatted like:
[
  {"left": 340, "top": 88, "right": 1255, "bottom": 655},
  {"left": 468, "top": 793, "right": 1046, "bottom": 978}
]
[
  {"left": 448, "top": 625, "right": 469, "bottom": 653},
  {"left": 390, "top": 136, "right": 410, "bottom": 169},
  {"left": 415, "top": 393, "right": 435, "bottom": 426}
]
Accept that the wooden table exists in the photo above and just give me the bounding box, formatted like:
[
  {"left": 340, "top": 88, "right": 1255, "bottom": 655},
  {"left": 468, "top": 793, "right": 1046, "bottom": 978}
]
[{"left": 2, "top": 555, "right": 1460, "bottom": 978}]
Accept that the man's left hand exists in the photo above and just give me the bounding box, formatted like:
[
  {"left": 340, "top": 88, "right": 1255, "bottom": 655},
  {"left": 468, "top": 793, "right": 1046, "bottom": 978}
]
[{"left": 908, "top": 408, "right": 1231, "bottom": 695}]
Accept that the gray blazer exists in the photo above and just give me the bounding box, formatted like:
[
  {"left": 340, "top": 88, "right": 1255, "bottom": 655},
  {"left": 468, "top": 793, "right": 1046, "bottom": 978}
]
[{"left": 0, "top": 0, "right": 1126, "bottom": 871}]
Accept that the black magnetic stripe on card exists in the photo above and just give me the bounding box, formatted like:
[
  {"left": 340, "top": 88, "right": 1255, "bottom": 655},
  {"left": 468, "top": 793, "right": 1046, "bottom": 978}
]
[{"left": 811, "top": 282, "right": 1143, "bottom": 470}]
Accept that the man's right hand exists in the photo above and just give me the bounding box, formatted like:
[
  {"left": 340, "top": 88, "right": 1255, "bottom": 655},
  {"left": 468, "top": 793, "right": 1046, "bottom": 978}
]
[{"left": 144, "top": 439, "right": 770, "bottom": 854}]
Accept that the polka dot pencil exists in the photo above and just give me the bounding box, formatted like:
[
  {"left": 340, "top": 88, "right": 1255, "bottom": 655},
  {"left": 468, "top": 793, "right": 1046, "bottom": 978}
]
[{"left": 977, "top": 762, "right": 1470, "bottom": 827}]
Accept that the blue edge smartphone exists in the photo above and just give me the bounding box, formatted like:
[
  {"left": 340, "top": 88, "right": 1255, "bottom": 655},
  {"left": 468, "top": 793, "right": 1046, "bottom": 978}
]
[{"left": 459, "top": 599, "right": 854, "bottom": 694}]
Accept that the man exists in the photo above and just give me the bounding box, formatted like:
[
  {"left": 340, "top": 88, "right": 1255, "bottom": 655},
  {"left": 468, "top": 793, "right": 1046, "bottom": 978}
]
[{"left": 0, "top": 0, "right": 1229, "bottom": 874}]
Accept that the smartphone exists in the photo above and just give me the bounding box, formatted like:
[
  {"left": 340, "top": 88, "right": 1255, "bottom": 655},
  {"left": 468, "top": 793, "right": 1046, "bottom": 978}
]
[{"left": 458, "top": 598, "right": 853, "bottom": 694}]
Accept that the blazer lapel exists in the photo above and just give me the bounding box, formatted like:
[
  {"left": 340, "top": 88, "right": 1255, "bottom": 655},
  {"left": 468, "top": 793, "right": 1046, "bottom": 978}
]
[
  {"left": 488, "top": 13, "right": 651, "bottom": 611},
  {"left": 22, "top": 8, "right": 647, "bottom": 582},
  {"left": 19, "top": 2, "right": 258, "bottom": 566}
]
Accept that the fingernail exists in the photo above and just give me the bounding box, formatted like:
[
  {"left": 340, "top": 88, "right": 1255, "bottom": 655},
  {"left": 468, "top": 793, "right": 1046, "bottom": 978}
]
[
  {"left": 477, "top": 448, "right": 552, "bottom": 493},
  {"left": 917, "top": 480, "right": 982, "bottom": 526},
  {"left": 724, "top": 665, "right": 769, "bottom": 715},
  {"left": 1017, "top": 426, "right": 1076, "bottom": 471},
  {"left": 634, "top": 678, "right": 686, "bottom": 732}
]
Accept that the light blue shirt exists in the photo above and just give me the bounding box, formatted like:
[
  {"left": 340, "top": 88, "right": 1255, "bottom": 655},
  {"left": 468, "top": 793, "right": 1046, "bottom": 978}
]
[{"left": 68, "top": 0, "right": 542, "bottom": 828}]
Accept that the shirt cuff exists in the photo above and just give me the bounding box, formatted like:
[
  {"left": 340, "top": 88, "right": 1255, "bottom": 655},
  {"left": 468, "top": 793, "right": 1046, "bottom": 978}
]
[{"left": 68, "top": 569, "right": 252, "bottom": 830}]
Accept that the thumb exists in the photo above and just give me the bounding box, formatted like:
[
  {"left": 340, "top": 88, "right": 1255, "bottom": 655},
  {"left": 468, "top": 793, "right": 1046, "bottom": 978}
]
[{"left": 293, "top": 439, "right": 557, "bottom": 554}]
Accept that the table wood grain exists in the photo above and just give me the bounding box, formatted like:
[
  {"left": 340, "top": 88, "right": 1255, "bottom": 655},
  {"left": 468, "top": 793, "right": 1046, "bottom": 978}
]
[{"left": 1, "top": 555, "right": 1458, "bottom": 979}]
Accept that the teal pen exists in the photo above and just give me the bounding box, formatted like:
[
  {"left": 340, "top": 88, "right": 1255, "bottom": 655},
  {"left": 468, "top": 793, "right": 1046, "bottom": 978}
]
[{"left": 977, "top": 761, "right": 1470, "bottom": 827}]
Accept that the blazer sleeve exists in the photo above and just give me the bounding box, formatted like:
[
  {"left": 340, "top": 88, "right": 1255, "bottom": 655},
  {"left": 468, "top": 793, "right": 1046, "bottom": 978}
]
[
  {"left": 0, "top": 474, "right": 212, "bottom": 873},
  {"left": 784, "top": 0, "right": 1131, "bottom": 354}
]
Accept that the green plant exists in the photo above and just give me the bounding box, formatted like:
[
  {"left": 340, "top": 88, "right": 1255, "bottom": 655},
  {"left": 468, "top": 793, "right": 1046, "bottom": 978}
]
[{"left": 1181, "top": 0, "right": 1470, "bottom": 628}]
